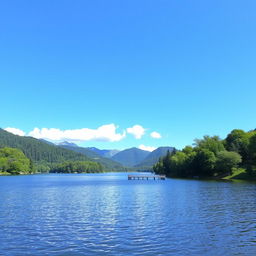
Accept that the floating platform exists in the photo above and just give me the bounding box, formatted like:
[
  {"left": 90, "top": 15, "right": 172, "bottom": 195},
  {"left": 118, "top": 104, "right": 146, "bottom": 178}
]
[{"left": 128, "top": 174, "right": 166, "bottom": 180}]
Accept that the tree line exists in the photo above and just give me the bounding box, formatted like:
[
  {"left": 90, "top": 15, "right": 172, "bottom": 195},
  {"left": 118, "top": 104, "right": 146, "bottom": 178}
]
[
  {"left": 0, "top": 147, "right": 104, "bottom": 175},
  {"left": 50, "top": 161, "right": 103, "bottom": 173},
  {"left": 153, "top": 129, "right": 256, "bottom": 179}
]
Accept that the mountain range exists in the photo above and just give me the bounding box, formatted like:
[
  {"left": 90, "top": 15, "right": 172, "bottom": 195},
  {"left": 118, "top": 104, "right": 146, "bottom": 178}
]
[
  {"left": 60, "top": 143, "right": 175, "bottom": 170},
  {"left": 0, "top": 128, "right": 175, "bottom": 172},
  {"left": 111, "top": 147, "right": 150, "bottom": 167},
  {"left": 59, "top": 144, "right": 124, "bottom": 171},
  {"left": 87, "top": 147, "right": 120, "bottom": 158}
]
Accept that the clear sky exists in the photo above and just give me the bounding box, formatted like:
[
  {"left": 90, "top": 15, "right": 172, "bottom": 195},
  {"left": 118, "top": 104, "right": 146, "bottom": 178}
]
[{"left": 1, "top": 0, "right": 256, "bottom": 150}]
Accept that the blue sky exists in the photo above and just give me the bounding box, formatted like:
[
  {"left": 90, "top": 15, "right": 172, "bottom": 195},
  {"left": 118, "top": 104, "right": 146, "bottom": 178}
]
[{"left": 1, "top": 0, "right": 256, "bottom": 150}]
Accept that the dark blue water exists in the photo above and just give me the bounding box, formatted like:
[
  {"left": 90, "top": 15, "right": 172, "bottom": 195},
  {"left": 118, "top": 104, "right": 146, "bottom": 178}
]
[{"left": 0, "top": 173, "right": 255, "bottom": 256}]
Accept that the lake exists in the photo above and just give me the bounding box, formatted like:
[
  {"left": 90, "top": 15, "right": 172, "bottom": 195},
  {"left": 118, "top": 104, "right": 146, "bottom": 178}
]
[{"left": 0, "top": 173, "right": 255, "bottom": 255}]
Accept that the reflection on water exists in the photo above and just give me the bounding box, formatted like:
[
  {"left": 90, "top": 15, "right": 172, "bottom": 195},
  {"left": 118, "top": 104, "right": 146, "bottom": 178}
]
[{"left": 0, "top": 173, "right": 255, "bottom": 256}]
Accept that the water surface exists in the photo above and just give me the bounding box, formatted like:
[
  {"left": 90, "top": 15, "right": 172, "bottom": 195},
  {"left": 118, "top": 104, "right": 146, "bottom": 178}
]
[{"left": 0, "top": 173, "right": 255, "bottom": 255}]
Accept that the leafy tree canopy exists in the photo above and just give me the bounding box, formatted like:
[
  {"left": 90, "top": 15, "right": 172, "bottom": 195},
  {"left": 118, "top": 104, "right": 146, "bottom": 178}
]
[
  {"left": 0, "top": 147, "right": 33, "bottom": 175},
  {"left": 154, "top": 129, "right": 255, "bottom": 180}
]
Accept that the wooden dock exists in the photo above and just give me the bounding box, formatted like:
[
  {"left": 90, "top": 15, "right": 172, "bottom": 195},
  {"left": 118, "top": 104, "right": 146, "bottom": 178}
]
[{"left": 128, "top": 174, "right": 166, "bottom": 180}]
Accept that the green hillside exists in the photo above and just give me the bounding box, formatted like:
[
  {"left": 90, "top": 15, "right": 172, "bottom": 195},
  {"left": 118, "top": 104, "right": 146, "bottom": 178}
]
[{"left": 0, "top": 129, "right": 89, "bottom": 162}]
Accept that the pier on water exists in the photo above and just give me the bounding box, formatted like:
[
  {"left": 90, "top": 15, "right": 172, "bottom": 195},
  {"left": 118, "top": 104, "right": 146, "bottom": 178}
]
[{"left": 128, "top": 174, "right": 166, "bottom": 180}]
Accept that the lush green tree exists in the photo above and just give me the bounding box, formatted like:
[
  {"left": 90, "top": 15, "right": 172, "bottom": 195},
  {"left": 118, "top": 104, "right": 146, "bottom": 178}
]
[
  {"left": 182, "top": 146, "right": 194, "bottom": 155},
  {"left": 0, "top": 147, "right": 33, "bottom": 175},
  {"left": 162, "top": 150, "right": 172, "bottom": 174},
  {"left": 194, "top": 136, "right": 225, "bottom": 155},
  {"left": 248, "top": 133, "right": 256, "bottom": 159},
  {"left": 215, "top": 151, "right": 242, "bottom": 175},
  {"left": 192, "top": 149, "right": 216, "bottom": 176},
  {"left": 225, "top": 129, "right": 250, "bottom": 161},
  {"left": 247, "top": 133, "right": 256, "bottom": 176},
  {"left": 34, "top": 162, "right": 51, "bottom": 173},
  {"left": 153, "top": 158, "right": 165, "bottom": 174},
  {"left": 51, "top": 161, "right": 103, "bottom": 173},
  {"left": 154, "top": 149, "right": 196, "bottom": 177},
  {"left": 170, "top": 151, "right": 196, "bottom": 177},
  {"left": 0, "top": 157, "right": 8, "bottom": 173}
]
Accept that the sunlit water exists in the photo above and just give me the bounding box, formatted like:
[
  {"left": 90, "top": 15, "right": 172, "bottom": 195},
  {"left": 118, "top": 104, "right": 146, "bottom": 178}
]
[{"left": 0, "top": 173, "right": 255, "bottom": 256}]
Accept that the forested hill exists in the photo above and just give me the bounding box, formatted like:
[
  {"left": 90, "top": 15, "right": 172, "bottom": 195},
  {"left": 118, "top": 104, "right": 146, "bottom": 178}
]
[
  {"left": 0, "top": 129, "right": 118, "bottom": 172},
  {"left": 0, "top": 129, "right": 89, "bottom": 163}
]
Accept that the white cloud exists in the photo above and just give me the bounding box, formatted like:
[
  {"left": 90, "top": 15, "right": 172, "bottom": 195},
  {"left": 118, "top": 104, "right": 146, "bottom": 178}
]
[
  {"left": 4, "top": 124, "right": 160, "bottom": 144},
  {"left": 28, "top": 124, "right": 126, "bottom": 142},
  {"left": 139, "top": 144, "right": 156, "bottom": 152},
  {"left": 4, "top": 127, "right": 25, "bottom": 136},
  {"left": 126, "top": 125, "right": 146, "bottom": 139},
  {"left": 150, "top": 131, "right": 162, "bottom": 139}
]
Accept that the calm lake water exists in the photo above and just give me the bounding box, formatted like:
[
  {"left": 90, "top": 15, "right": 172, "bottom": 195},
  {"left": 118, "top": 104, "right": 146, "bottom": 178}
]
[{"left": 0, "top": 173, "right": 255, "bottom": 256}]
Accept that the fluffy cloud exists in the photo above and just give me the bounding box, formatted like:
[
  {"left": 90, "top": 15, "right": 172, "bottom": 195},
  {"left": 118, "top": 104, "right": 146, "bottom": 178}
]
[
  {"left": 28, "top": 124, "right": 126, "bottom": 142},
  {"left": 4, "top": 124, "right": 161, "bottom": 144},
  {"left": 126, "top": 125, "right": 146, "bottom": 139},
  {"left": 139, "top": 144, "right": 156, "bottom": 152},
  {"left": 150, "top": 131, "right": 162, "bottom": 139},
  {"left": 4, "top": 127, "right": 25, "bottom": 136}
]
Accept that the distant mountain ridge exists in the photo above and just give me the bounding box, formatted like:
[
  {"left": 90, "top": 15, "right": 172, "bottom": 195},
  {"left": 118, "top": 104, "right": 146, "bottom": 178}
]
[
  {"left": 87, "top": 147, "right": 120, "bottom": 158},
  {"left": 59, "top": 145, "right": 125, "bottom": 171},
  {"left": 53, "top": 142, "right": 176, "bottom": 170},
  {"left": 111, "top": 147, "right": 150, "bottom": 167},
  {"left": 58, "top": 141, "right": 78, "bottom": 147}
]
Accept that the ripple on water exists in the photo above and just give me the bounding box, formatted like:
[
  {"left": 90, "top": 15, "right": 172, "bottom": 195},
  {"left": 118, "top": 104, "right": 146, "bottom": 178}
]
[{"left": 0, "top": 174, "right": 256, "bottom": 256}]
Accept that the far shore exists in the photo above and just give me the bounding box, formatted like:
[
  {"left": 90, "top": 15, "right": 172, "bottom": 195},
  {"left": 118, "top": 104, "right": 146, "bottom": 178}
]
[{"left": 1, "top": 170, "right": 256, "bottom": 182}]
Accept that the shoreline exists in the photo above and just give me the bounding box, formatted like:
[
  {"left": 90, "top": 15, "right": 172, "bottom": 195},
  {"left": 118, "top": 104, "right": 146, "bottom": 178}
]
[{"left": 1, "top": 171, "right": 256, "bottom": 182}]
